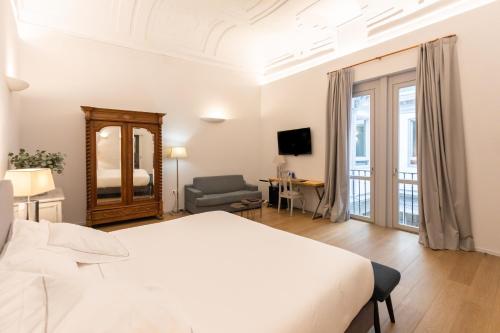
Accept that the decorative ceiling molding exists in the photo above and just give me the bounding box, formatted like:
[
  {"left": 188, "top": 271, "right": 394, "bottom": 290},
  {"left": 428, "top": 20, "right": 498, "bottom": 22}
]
[
  {"left": 144, "top": 0, "right": 163, "bottom": 40},
  {"left": 366, "top": 7, "right": 397, "bottom": 25},
  {"left": 249, "top": 0, "right": 289, "bottom": 25},
  {"left": 336, "top": 13, "right": 363, "bottom": 29},
  {"left": 367, "top": 8, "right": 404, "bottom": 28},
  {"left": 212, "top": 24, "right": 236, "bottom": 56},
  {"left": 295, "top": 0, "right": 321, "bottom": 17},
  {"left": 11, "top": 0, "right": 493, "bottom": 82},
  {"left": 367, "top": 0, "right": 461, "bottom": 36},
  {"left": 310, "top": 37, "right": 334, "bottom": 52},
  {"left": 267, "top": 52, "right": 294, "bottom": 67}
]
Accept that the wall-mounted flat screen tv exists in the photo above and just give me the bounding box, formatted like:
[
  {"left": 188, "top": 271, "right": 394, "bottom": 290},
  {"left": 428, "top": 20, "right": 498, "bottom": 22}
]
[{"left": 277, "top": 127, "right": 312, "bottom": 156}]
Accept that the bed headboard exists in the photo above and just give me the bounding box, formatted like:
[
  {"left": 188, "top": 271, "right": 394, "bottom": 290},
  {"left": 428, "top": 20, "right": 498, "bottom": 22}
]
[{"left": 0, "top": 180, "right": 14, "bottom": 250}]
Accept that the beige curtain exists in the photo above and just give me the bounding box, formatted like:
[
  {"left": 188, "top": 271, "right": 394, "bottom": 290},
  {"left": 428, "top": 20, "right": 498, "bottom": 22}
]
[
  {"left": 323, "top": 69, "right": 353, "bottom": 222},
  {"left": 417, "top": 36, "right": 474, "bottom": 250}
]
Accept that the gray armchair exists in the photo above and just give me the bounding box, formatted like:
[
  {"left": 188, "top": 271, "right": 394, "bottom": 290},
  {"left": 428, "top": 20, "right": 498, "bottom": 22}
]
[{"left": 185, "top": 175, "right": 262, "bottom": 214}]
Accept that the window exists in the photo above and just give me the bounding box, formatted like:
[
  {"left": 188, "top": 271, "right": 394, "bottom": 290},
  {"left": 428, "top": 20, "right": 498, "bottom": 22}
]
[
  {"left": 356, "top": 122, "right": 367, "bottom": 157},
  {"left": 408, "top": 119, "right": 416, "bottom": 166},
  {"left": 350, "top": 92, "right": 372, "bottom": 220},
  {"left": 396, "top": 83, "right": 418, "bottom": 229},
  {"left": 352, "top": 94, "right": 370, "bottom": 168},
  {"left": 355, "top": 120, "right": 369, "bottom": 166}
]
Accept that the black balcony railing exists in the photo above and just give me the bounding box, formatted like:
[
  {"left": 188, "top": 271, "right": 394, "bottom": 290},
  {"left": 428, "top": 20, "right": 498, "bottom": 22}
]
[
  {"left": 398, "top": 171, "right": 419, "bottom": 228},
  {"left": 349, "top": 170, "right": 419, "bottom": 227},
  {"left": 349, "top": 169, "right": 371, "bottom": 218}
]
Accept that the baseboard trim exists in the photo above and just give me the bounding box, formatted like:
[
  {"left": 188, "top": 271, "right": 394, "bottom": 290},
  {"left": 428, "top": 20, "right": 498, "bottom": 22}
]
[{"left": 475, "top": 246, "right": 500, "bottom": 257}]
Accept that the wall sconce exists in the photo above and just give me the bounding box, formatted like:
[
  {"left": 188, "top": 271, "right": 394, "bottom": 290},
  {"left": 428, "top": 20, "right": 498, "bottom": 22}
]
[
  {"left": 4, "top": 75, "right": 30, "bottom": 92},
  {"left": 200, "top": 106, "right": 228, "bottom": 123},
  {"left": 200, "top": 116, "right": 226, "bottom": 123}
]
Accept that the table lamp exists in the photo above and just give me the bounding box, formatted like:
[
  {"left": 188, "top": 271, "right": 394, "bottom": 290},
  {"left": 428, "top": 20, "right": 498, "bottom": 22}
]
[
  {"left": 165, "top": 147, "right": 188, "bottom": 213},
  {"left": 4, "top": 168, "right": 55, "bottom": 221}
]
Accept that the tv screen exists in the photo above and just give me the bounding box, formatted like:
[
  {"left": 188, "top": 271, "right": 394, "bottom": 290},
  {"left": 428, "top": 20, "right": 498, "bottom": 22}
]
[{"left": 277, "top": 127, "right": 312, "bottom": 156}]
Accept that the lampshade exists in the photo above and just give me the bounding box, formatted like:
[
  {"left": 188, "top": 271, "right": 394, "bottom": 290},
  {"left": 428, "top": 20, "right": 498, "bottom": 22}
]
[
  {"left": 165, "top": 147, "right": 188, "bottom": 159},
  {"left": 273, "top": 155, "right": 286, "bottom": 165},
  {"left": 4, "top": 168, "right": 55, "bottom": 197}
]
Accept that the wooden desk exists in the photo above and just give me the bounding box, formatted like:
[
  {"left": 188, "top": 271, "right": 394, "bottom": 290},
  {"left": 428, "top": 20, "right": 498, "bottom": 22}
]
[{"left": 267, "top": 178, "right": 325, "bottom": 219}]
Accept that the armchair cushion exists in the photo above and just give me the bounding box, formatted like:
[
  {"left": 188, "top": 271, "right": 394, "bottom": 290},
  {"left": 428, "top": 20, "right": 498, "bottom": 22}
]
[
  {"left": 185, "top": 186, "right": 203, "bottom": 201},
  {"left": 244, "top": 184, "right": 259, "bottom": 191},
  {"left": 195, "top": 190, "right": 261, "bottom": 207},
  {"left": 193, "top": 175, "right": 246, "bottom": 194}
]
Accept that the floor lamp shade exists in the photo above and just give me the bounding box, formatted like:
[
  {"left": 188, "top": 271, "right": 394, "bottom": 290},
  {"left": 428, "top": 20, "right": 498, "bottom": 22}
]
[
  {"left": 166, "top": 147, "right": 188, "bottom": 159},
  {"left": 4, "top": 168, "right": 55, "bottom": 197}
]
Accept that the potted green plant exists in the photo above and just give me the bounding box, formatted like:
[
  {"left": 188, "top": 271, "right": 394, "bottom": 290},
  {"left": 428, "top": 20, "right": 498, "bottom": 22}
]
[{"left": 8, "top": 149, "right": 66, "bottom": 174}]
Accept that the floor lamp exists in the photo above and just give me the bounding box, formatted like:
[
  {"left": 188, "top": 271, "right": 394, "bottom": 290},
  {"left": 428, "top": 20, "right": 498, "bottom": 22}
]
[
  {"left": 4, "top": 168, "right": 55, "bottom": 221},
  {"left": 167, "top": 147, "right": 188, "bottom": 214}
]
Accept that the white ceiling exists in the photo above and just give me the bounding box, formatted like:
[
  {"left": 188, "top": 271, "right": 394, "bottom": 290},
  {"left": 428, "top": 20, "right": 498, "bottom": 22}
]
[{"left": 11, "top": 0, "right": 487, "bottom": 80}]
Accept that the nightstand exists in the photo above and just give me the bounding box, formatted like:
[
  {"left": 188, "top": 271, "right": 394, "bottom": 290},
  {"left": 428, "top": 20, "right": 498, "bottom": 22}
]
[{"left": 14, "top": 188, "right": 65, "bottom": 222}]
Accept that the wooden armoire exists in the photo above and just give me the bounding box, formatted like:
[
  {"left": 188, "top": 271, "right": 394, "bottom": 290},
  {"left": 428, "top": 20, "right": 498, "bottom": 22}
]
[{"left": 82, "top": 106, "right": 164, "bottom": 226}]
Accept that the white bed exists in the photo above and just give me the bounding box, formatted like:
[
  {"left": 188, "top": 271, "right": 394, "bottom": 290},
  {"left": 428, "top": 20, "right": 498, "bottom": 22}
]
[
  {"left": 0, "top": 180, "right": 374, "bottom": 333},
  {"left": 97, "top": 168, "right": 150, "bottom": 188},
  {"left": 86, "top": 212, "right": 374, "bottom": 333}
]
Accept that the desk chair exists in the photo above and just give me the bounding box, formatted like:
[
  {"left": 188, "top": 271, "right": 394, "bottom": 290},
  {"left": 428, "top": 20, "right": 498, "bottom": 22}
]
[{"left": 278, "top": 176, "right": 305, "bottom": 216}]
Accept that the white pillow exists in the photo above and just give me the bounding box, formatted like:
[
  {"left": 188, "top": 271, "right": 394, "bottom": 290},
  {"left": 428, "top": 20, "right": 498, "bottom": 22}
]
[
  {"left": 42, "top": 220, "right": 130, "bottom": 264},
  {"left": 0, "top": 270, "right": 46, "bottom": 333},
  {"left": 44, "top": 277, "right": 193, "bottom": 333},
  {"left": 0, "top": 219, "right": 48, "bottom": 259},
  {"left": 0, "top": 220, "right": 78, "bottom": 277},
  {"left": 0, "top": 247, "right": 79, "bottom": 277}
]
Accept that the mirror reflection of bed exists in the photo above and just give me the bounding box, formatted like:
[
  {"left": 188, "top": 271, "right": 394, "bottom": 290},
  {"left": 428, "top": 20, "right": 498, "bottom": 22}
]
[{"left": 96, "top": 126, "right": 154, "bottom": 204}]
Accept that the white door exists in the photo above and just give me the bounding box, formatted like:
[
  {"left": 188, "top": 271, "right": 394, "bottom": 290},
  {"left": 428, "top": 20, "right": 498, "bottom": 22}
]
[
  {"left": 390, "top": 72, "right": 419, "bottom": 231},
  {"left": 350, "top": 84, "right": 375, "bottom": 222}
]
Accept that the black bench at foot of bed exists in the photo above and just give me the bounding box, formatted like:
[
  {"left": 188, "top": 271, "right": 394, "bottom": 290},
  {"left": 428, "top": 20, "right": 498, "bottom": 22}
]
[
  {"left": 345, "top": 261, "right": 401, "bottom": 333},
  {"left": 371, "top": 261, "right": 401, "bottom": 333}
]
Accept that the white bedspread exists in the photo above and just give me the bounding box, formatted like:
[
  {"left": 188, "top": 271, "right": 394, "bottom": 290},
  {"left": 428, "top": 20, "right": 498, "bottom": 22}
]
[
  {"left": 97, "top": 168, "right": 150, "bottom": 188},
  {"left": 90, "top": 211, "right": 373, "bottom": 333}
]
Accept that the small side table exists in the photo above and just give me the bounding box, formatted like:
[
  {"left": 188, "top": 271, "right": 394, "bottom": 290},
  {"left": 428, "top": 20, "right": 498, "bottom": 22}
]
[
  {"left": 14, "top": 188, "right": 65, "bottom": 222},
  {"left": 230, "top": 199, "right": 264, "bottom": 220}
]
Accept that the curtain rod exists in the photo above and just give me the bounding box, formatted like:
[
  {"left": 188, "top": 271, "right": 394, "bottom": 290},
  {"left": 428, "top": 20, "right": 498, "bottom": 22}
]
[{"left": 327, "top": 34, "right": 456, "bottom": 74}]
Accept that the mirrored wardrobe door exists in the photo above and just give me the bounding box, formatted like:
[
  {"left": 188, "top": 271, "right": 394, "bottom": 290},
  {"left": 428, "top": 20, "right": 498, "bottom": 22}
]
[
  {"left": 95, "top": 125, "right": 124, "bottom": 205},
  {"left": 131, "top": 126, "right": 156, "bottom": 201}
]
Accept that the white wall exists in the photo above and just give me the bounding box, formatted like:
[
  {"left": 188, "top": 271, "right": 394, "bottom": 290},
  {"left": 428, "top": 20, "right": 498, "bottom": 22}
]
[
  {"left": 17, "top": 25, "right": 261, "bottom": 224},
  {"left": 260, "top": 2, "right": 500, "bottom": 255},
  {"left": 0, "top": 0, "right": 20, "bottom": 176}
]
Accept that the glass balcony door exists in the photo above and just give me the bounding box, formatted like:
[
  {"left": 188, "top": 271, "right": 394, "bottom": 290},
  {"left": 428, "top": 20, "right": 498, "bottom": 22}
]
[
  {"left": 390, "top": 73, "right": 419, "bottom": 231},
  {"left": 349, "top": 88, "right": 375, "bottom": 222}
]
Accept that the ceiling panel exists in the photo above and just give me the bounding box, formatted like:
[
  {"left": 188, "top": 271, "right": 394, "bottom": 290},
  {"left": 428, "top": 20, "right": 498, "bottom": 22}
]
[{"left": 12, "top": 0, "right": 485, "bottom": 80}]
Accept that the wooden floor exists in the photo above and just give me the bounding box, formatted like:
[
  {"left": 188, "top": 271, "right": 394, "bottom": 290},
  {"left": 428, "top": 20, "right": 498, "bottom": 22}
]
[{"left": 99, "top": 207, "right": 500, "bottom": 333}]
